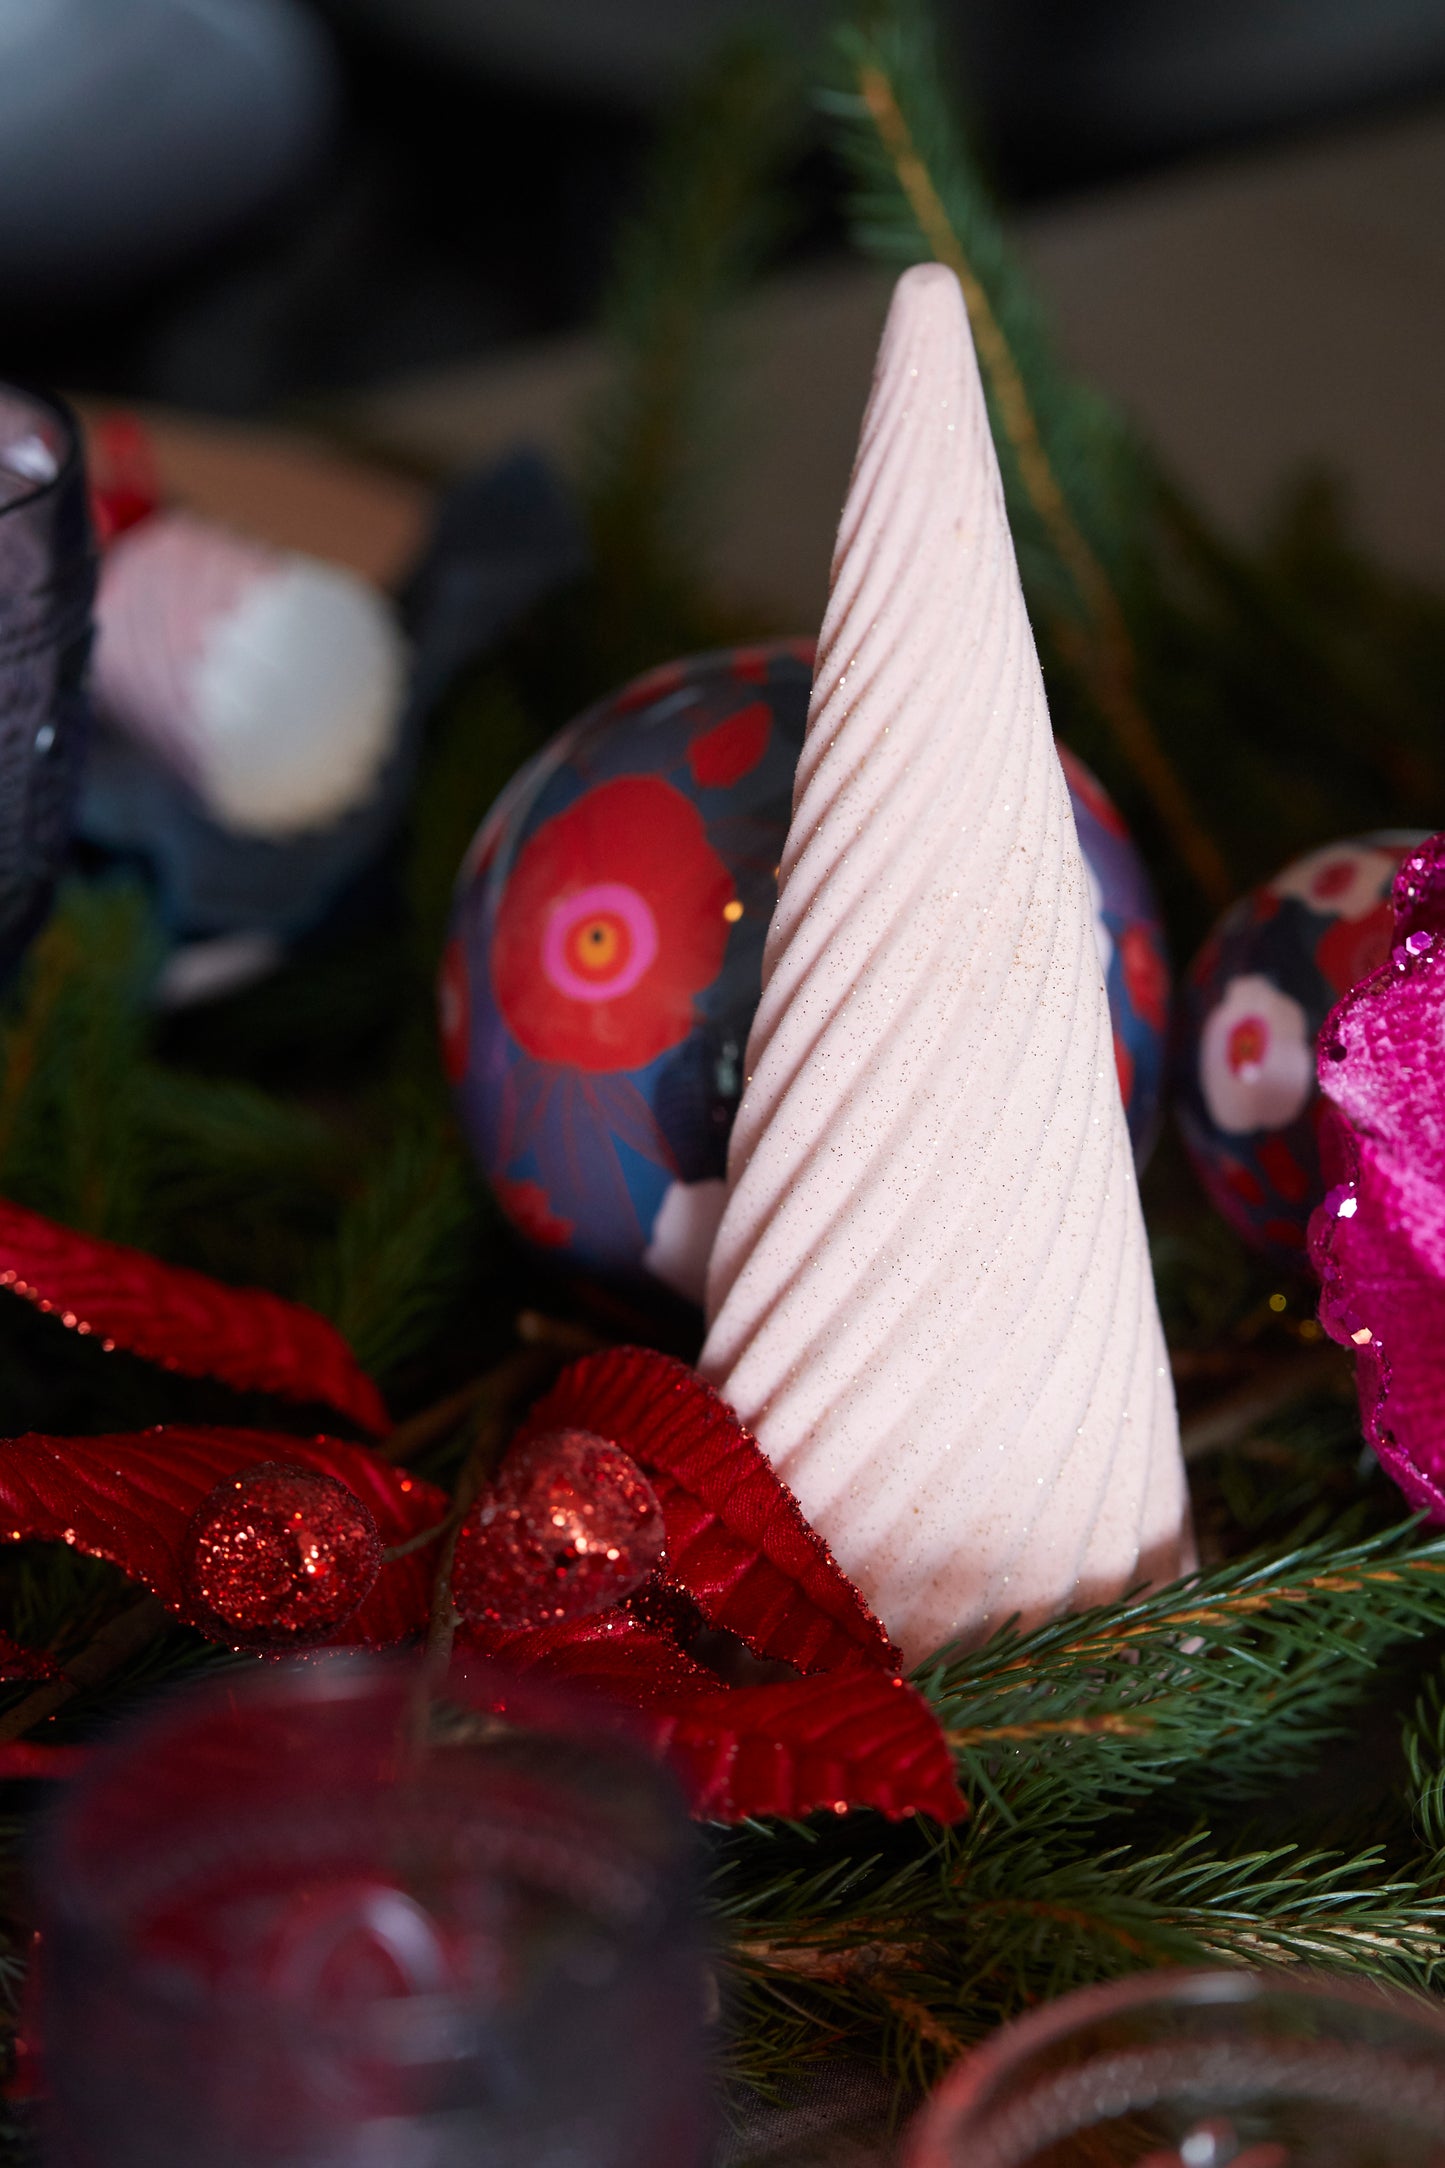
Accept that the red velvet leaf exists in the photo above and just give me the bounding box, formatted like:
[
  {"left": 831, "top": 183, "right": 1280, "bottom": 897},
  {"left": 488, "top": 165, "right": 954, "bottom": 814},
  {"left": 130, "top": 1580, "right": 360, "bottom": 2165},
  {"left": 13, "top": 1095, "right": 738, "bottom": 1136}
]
[
  {"left": 463, "top": 1609, "right": 966, "bottom": 1824},
  {"left": 0, "top": 1744, "right": 85, "bottom": 1779},
  {"left": 0, "top": 1200, "right": 389, "bottom": 1436},
  {"left": 514, "top": 1348, "right": 901, "bottom": 1675},
  {"left": 0, "top": 1427, "right": 446, "bottom": 1646}
]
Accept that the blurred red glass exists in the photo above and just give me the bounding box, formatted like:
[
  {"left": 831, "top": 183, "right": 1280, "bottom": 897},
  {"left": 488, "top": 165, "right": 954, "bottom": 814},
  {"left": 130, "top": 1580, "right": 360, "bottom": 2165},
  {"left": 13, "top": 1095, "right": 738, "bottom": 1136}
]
[
  {"left": 37, "top": 1655, "right": 710, "bottom": 2168},
  {"left": 905, "top": 1969, "right": 1445, "bottom": 2168}
]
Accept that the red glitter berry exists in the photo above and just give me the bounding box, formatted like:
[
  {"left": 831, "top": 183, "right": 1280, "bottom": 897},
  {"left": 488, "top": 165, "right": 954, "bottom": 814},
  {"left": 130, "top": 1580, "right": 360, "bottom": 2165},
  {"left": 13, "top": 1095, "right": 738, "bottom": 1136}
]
[
  {"left": 183, "top": 1463, "right": 382, "bottom": 1648},
  {"left": 453, "top": 1428, "right": 666, "bottom": 1634}
]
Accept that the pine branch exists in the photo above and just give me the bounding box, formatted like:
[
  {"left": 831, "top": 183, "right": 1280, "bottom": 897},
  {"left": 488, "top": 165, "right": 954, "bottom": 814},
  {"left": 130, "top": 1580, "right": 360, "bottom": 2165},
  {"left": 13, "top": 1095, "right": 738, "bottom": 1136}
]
[
  {"left": 0, "top": 884, "right": 158, "bottom": 1242},
  {"left": 405, "top": 674, "right": 539, "bottom": 973},
  {"left": 130, "top": 1066, "right": 345, "bottom": 1293},
  {"left": 717, "top": 1821, "right": 1445, "bottom": 2098},
  {"left": 0, "top": 1591, "right": 168, "bottom": 1743},
  {"left": 0, "top": 880, "right": 358, "bottom": 1307},
  {"left": 303, "top": 1104, "right": 491, "bottom": 1393},
  {"left": 823, "top": 1, "right": 1231, "bottom": 909},
  {"left": 581, "top": 36, "right": 803, "bottom": 675},
  {"left": 1404, "top": 1671, "right": 1445, "bottom": 1868},
  {"left": 710, "top": 1525, "right": 1445, "bottom": 2094},
  {"left": 920, "top": 1527, "right": 1445, "bottom": 1823}
]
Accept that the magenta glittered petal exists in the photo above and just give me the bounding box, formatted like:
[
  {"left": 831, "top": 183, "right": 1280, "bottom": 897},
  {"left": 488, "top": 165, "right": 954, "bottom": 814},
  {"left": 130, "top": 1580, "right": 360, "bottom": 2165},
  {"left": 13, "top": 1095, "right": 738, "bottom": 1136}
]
[{"left": 1308, "top": 833, "right": 1445, "bottom": 1517}]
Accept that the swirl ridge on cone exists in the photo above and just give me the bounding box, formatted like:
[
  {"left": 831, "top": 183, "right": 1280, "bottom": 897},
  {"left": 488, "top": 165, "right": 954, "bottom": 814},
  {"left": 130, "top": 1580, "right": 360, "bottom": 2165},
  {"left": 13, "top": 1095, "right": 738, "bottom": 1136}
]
[{"left": 700, "top": 263, "right": 1188, "bottom": 1661}]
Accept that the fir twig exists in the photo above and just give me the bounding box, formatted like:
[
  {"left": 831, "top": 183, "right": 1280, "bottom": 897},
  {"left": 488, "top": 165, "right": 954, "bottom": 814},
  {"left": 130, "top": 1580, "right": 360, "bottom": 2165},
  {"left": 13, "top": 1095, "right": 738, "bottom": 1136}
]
[
  {"left": 921, "top": 1528, "right": 1445, "bottom": 1821},
  {"left": 717, "top": 1823, "right": 1445, "bottom": 2097},
  {"left": 826, "top": 2, "right": 1231, "bottom": 907},
  {"left": 0, "top": 1592, "right": 169, "bottom": 1743},
  {"left": 582, "top": 36, "right": 802, "bottom": 673},
  {"left": 304, "top": 1108, "right": 488, "bottom": 1392},
  {"left": 710, "top": 1526, "right": 1445, "bottom": 2093},
  {"left": 1404, "top": 1673, "right": 1445, "bottom": 1868},
  {"left": 0, "top": 884, "right": 158, "bottom": 1240}
]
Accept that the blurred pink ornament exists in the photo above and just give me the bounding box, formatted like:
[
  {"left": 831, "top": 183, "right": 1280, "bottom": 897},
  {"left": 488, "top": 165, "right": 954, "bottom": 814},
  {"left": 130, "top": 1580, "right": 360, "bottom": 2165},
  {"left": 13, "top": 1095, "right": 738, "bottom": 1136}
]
[
  {"left": 93, "top": 509, "right": 407, "bottom": 837},
  {"left": 1309, "top": 831, "right": 1445, "bottom": 1517}
]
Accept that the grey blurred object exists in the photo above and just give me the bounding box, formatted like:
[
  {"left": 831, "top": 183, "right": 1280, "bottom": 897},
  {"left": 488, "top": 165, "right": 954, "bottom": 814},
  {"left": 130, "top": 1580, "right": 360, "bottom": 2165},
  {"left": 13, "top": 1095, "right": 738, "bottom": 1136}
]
[
  {"left": 340, "top": 0, "right": 1445, "bottom": 148},
  {"left": 0, "top": 388, "right": 95, "bottom": 974},
  {"left": 0, "top": 0, "right": 338, "bottom": 302},
  {"left": 78, "top": 447, "right": 587, "bottom": 998}
]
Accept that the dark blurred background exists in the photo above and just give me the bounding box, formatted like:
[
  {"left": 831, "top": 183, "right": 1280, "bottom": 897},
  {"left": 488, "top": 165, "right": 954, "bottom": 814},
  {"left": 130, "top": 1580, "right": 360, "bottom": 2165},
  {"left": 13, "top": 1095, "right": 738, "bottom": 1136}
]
[{"left": 6, "top": 0, "right": 1445, "bottom": 416}]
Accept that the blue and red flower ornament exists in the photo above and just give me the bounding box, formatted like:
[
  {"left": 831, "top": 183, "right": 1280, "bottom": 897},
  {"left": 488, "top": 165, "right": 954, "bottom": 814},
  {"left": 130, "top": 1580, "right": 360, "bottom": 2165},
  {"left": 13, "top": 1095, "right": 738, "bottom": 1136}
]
[
  {"left": 441, "top": 643, "right": 811, "bottom": 1306},
  {"left": 1176, "top": 833, "right": 1426, "bottom": 1262},
  {"left": 441, "top": 642, "right": 1170, "bottom": 1306},
  {"left": 1057, "top": 743, "right": 1171, "bottom": 1160}
]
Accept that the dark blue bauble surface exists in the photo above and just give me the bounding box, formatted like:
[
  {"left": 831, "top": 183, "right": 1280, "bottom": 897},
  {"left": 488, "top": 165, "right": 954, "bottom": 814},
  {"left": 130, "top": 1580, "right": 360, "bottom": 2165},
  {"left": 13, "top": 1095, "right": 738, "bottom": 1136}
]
[{"left": 445, "top": 643, "right": 1170, "bottom": 1305}]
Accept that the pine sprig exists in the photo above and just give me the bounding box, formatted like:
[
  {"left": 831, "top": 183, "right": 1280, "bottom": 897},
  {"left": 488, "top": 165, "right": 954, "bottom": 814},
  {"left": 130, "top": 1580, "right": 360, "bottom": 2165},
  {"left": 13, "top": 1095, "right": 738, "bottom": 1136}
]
[
  {"left": 404, "top": 673, "right": 539, "bottom": 974},
  {"left": 581, "top": 36, "right": 803, "bottom": 677},
  {"left": 823, "top": 1, "right": 1232, "bottom": 911},
  {"left": 303, "top": 1103, "right": 492, "bottom": 1395},
  {"left": 1404, "top": 1672, "right": 1445, "bottom": 1867},
  {"left": 0, "top": 883, "right": 157, "bottom": 1242},
  {"left": 923, "top": 1527, "right": 1445, "bottom": 1821},
  {"left": 710, "top": 1526, "right": 1445, "bottom": 2098},
  {"left": 716, "top": 1818, "right": 1445, "bottom": 2097}
]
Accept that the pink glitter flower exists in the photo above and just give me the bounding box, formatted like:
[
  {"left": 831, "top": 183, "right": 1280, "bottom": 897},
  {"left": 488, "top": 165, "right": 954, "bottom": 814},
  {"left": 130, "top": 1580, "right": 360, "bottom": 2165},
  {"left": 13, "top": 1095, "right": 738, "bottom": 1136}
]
[{"left": 1308, "top": 832, "right": 1445, "bottom": 1518}]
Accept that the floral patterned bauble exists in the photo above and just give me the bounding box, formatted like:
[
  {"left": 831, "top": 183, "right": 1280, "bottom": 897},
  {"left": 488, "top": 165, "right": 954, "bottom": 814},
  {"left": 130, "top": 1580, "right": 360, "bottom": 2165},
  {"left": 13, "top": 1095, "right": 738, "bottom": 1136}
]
[
  {"left": 1058, "top": 745, "right": 1170, "bottom": 1164},
  {"left": 442, "top": 644, "right": 1170, "bottom": 1304},
  {"left": 1176, "top": 833, "right": 1427, "bottom": 1262}
]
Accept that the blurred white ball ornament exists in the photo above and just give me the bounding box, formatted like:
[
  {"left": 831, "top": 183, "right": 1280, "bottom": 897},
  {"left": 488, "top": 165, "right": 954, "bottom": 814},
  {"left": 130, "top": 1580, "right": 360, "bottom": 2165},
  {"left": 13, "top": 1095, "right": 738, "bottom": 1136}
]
[{"left": 93, "top": 511, "right": 407, "bottom": 840}]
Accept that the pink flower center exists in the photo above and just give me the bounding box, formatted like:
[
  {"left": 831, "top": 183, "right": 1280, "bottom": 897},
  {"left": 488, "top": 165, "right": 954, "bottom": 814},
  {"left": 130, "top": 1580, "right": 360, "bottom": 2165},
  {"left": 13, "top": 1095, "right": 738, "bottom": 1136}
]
[
  {"left": 1227, "top": 1016, "right": 1269, "bottom": 1077},
  {"left": 542, "top": 882, "right": 659, "bottom": 1002},
  {"left": 1311, "top": 861, "right": 1355, "bottom": 902}
]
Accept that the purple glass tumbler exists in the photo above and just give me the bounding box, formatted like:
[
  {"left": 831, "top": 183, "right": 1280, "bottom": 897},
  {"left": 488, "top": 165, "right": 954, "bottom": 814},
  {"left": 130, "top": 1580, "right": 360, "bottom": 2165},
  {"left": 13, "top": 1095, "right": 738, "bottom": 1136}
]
[
  {"left": 905, "top": 1969, "right": 1445, "bottom": 2168},
  {"left": 37, "top": 1657, "right": 711, "bottom": 2168},
  {"left": 0, "top": 388, "right": 94, "bottom": 970}
]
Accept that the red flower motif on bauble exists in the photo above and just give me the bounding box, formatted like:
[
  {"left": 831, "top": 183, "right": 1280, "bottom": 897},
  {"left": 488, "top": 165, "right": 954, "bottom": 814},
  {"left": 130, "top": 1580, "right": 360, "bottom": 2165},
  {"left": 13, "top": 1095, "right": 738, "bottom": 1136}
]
[
  {"left": 1270, "top": 842, "right": 1401, "bottom": 921},
  {"left": 688, "top": 701, "right": 771, "bottom": 789},
  {"left": 492, "top": 1177, "right": 574, "bottom": 1249},
  {"left": 1318, "top": 901, "right": 1394, "bottom": 997},
  {"left": 1121, "top": 922, "right": 1169, "bottom": 1033},
  {"left": 490, "top": 775, "right": 735, "bottom": 1072}
]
